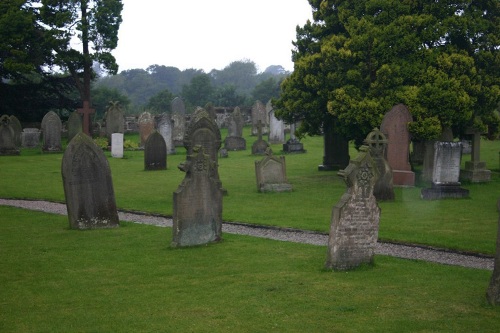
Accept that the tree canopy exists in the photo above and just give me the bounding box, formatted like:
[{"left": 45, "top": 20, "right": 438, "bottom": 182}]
[{"left": 275, "top": 0, "right": 500, "bottom": 145}]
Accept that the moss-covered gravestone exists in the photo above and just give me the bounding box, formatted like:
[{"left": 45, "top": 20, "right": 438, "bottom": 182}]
[
  {"left": 486, "top": 200, "right": 500, "bottom": 305},
  {"left": 61, "top": 132, "right": 119, "bottom": 229}
]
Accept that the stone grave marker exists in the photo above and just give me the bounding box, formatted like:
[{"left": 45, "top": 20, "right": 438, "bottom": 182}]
[
  {"left": 421, "top": 141, "right": 469, "bottom": 200},
  {"left": 283, "top": 122, "right": 306, "bottom": 153},
  {"left": 0, "top": 115, "right": 20, "bottom": 155},
  {"left": 224, "top": 107, "right": 246, "bottom": 151},
  {"left": 325, "top": 145, "right": 380, "bottom": 271},
  {"left": 171, "top": 97, "right": 186, "bottom": 147},
  {"left": 61, "top": 132, "right": 119, "bottom": 229},
  {"left": 364, "top": 128, "right": 394, "bottom": 201},
  {"left": 105, "top": 101, "right": 124, "bottom": 141},
  {"left": 268, "top": 102, "right": 285, "bottom": 144},
  {"left": 157, "top": 113, "right": 176, "bottom": 155},
  {"left": 144, "top": 131, "right": 167, "bottom": 171},
  {"left": 487, "top": 199, "right": 500, "bottom": 305},
  {"left": 41, "top": 111, "right": 62, "bottom": 152},
  {"left": 138, "top": 111, "right": 155, "bottom": 147},
  {"left": 77, "top": 101, "right": 95, "bottom": 135},
  {"left": 172, "top": 145, "right": 223, "bottom": 247},
  {"left": 67, "top": 111, "right": 82, "bottom": 142},
  {"left": 380, "top": 104, "right": 415, "bottom": 186},
  {"left": 184, "top": 107, "right": 221, "bottom": 169},
  {"left": 251, "top": 100, "right": 268, "bottom": 136},
  {"left": 460, "top": 128, "right": 491, "bottom": 183},
  {"left": 9, "top": 115, "right": 22, "bottom": 147},
  {"left": 318, "top": 117, "right": 349, "bottom": 170},
  {"left": 21, "top": 128, "right": 40, "bottom": 148},
  {"left": 251, "top": 120, "right": 269, "bottom": 155},
  {"left": 255, "top": 148, "right": 292, "bottom": 192},
  {"left": 111, "top": 133, "right": 124, "bottom": 158}
]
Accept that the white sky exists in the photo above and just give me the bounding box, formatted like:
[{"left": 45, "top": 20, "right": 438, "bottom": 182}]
[{"left": 112, "top": 0, "right": 313, "bottom": 73}]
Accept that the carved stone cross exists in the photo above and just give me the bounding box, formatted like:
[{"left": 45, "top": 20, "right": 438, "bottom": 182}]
[{"left": 77, "top": 101, "right": 95, "bottom": 135}]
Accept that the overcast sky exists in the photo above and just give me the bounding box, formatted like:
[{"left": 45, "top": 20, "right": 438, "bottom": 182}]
[{"left": 112, "top": 0, "right": 313, "bottom": 73}]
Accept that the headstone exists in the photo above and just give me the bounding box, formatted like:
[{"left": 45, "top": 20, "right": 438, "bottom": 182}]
[
  {"left": 461, "top": 139, "right": 472, "bottom": 154},
  {"left": 105, "top": 102, "right": 125, "bottom": 141},
  {"left": 268, "top": 102, "right": 285, "bottom": 144},
  {"left": 410, "top": 140, "right": 425, "bottom": 165},
  {"left": 380, "top": 104, "right": 415, "bottom": 186},
  {"left": 144, "top": 131, "right": 167, "bottom": 171},
  {"left": 21, "top": 128, "right": 40, "bottom": 148},
  {"left": 255, "top": 148, "right": 293, "bottom": 192},
  {"left": 41, "top": 111, "right": 62, "bottom": 153},
  {"left": 77, "top": 101, "right": 95, "bottom": 135},
  {"left": 0, "top": 115, "right": 20, "bottom": 155},
  {"left": 325, "top": 145, "right": 380, "bottom": 271},
  {"left": 251, "top": 120, "right": 269, "bottom": 155},
  {"left": 184, "top": 107, "right": 221, "bottom": 168},
  {"left": 318, "top": 117, "right": 350, "bottom": 170},
  {"left": 61, "top": 132, "right": 119, "bottom": 229},
  {"left": 460, "top": 128, "right": 491, "bottom": 183},
  {"left": 486, "top": 199, "right": 500, "bottom": 305},
  {"left": 138, "top": 111, "right": 155, "bottom": 147},
  {"left": 9, "top": 115, "right": 22, "bottom": 147},
  {"left": 172, "top": 145, "right": 223, "bottom": 247},
  {"left": 421, "top": 141, "right": 469, "bottom": 200},
  {"left": 67, "top": 111, "right": 82, "bottom": 142},
  {"left": 224, "top": 107, "right": 246, "bottom": 151},
  {"left": 111, "top": 133, "right": 124, "bottom": 158},
  {"left": 171, "top": 97, "right": 186, "bottom": 147},
  {"left": 251, "top": 100, "right": 268, "bottom": 136},
  {"left": 283, "top": 122, "right": 306, "bottom": 153},
  {"left": 364, "top": 128, "right": 394, "bottom": 201},
  {"left": 157, "top": 113, "right": 176, "bottom": 155}
]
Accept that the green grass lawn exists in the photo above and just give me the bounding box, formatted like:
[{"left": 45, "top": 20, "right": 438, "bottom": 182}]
[{"left": 1, "top": 206, "right": 499, "bottom": 332}]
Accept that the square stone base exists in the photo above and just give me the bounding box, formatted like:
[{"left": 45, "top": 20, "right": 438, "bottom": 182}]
[
  {"left": 460, "top": 161, "right": 491, "bottom": 183},
  {"left": 393, "top": 170, "right": 415, "bottom": 187},
  {"left": 421, "top": 183, "right": 470, "bottom": 200},
  {"left": 283, "top": 142, "right": 306, "bottom": 154}
]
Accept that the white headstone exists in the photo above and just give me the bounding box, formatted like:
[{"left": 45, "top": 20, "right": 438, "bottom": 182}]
[{"left": 111, "top": 133, "right": 124, "bottom": 158}]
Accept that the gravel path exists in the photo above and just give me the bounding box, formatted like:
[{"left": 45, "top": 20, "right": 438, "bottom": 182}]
[{"left": 0, "top": 198, "right": 494, "bottom": 271}]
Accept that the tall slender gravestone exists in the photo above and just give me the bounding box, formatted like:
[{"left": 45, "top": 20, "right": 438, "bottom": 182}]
[
  {"left": 138, "top": 111, "right": 155, "bottom": 148},
  {"left": 105, "top": 102, "right": 125, "bottom": 142},
  {"left": 268, "top": 101, "right": 285, "bottom": 144},
  {"left": 67, "top": 111, "right": 82, "bottom": 142},
  {"left": 486, "top": 200, "right": 500, "bottom": 305},
  {"left": 61, "top": 132, "right": 119, "bottom": 229},
  {"left": 157, "top": 113, "right": 176, "bottom": 155},
  {"left": 460, "top": 128, "right": 491, "bottom": 183},
  {"left": 41, "top": 111, "right": 62, "bottom": 153},
  {"left": 0, "top": 115, "right": 20, "bottom": 155},
  {"left": 325, "top": 145, "right": 380, "bottom": 271},
  {"left": 380, "top": 104, "right": 415, "bottom": 186},
  {"left": 171, "top": 97, "right": 186, "bottom": 147},
  {"left": 224, "top": 107, "right": 246, "bottom": 151},
  {"left": 9, "top": 115, "right": 22, "bottom": 147},
  {"left": 318, "top": 117, "right": 350, "bottom": 170},
  {"left": 144, "top": 131, "right": 167, "bottom": 171},
  {"left": 251, "top": 100, "right": 268, "bottom": 136},
  {"left": 364, "top": 128, "right": 394, "bottom": 201},
  {"left": 255, "top": 148, "right": 292, "bottom": 192}
]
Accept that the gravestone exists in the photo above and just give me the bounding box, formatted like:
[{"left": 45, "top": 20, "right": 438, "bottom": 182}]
[
  {"left": 251, "top": 100, "right": 268, "bottom": 136},
  {"left": 184, "top": 107, "right": 221, "bottom": 168},
  {"left": 325, "top": 145, "right": 380, "bottom": 271},
  {"left": 172, "top": 145, "right": 223, "bottom": 247},
  {"left": 486, "top": 199, "right": 500, "bottom": 305},
  {"left": 61, "top": 132, "right": 119, "bottom": 229},
  {"left": 21, "top": 128, "right": 40, "bottom": 148},
  {"left": 67, "top": 111, "right": 82, "bottom": 142},
  {"left": 157, "top": 113, "right": 176, "bottom": 155},
  {"left": 255, "top": 148, "right": 292, "bottom": 192},
  {"left": 318, "top": 117, "right": 350, "bottom": 170},
  {"left": 77, "top": 101, "right": 95, "bottom": 135},
  {"left": 111, "top": 133, "right": 124, "bottom": 158},
  {"left": 364, "top": 128, "right": 394, "bottom": 201},
  {"left": 9, "top": 115, "right": 22, "bottom": 147},
  {"left": 251, "top": 120, "right": 269, "bottom": 155},
  {"left": 380, "top": 104, "right": 415, "bottom": 186},
  {"left": 224, "top": 107, "right": 246, "bottom": 151},
  {"left": 105, "top": 102, "right": 125, "bottom": 141},
  {"left": 144, "top": 131, "right": 167, "bottom": 171},
  {"left": 421, "top": 141, "right": 469, "bottom": 200},
  {"left": 171, "top": 97, "right": 186, "bottom": 147},
  {"left": 460, "top": 128, "right": 491, "bottom": 183},
  {"left": 0, "top": 115, "right": 20, "bottom": 155},
  {"left": 268, "top": 101, "right": 285, "bottom": 144},
  {"left": 283, "top": 122, "right": 306, "bottom": 153},
  {"left": 41, "top": 111, "right": 62, "bottom": 153},
  {"left": 138, "top": 111, "right": 155, "bottom": 147}
]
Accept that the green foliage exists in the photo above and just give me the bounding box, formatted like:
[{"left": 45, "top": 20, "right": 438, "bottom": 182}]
[
  {"left": 252, "top": 77, "right": 282, "bottom": 104},
  {"left": 123, "top": 139, "right": 138, "bottom": 150},
  {"left": 146, "top": 88, "right": 174, "bottom": 114},
  {"left": 181, "top": 73, "right": 214, "bottom": 110},
  {"left": 91, "top": 85, "right": 130, "bottom": 118},
  {"left": 93, "top": 136, "right": 108, "bottom": 149}
]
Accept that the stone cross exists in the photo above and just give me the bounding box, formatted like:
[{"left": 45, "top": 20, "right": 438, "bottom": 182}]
[
  {"left": 364, "top": 128, "right": 387, "bottom": 157},
  {"left": 77, "top": 101, "right": 95, "bottom": 135},
  {"left": 466, "top": 127, "right": 484, "bottom": 164}
]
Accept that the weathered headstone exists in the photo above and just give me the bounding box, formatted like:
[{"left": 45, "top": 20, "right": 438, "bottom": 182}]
[
  {"left": 268, "top": 101, "right": 285, "bottom": 144},
  {"left": 21, "top": 128, "right": 40, "bottom": 148},
  {"left": 224, "top": 107, "right": 246, "bottom": 151},
  {"left": 255, "top": 148, "right": 292, "bottom": 192},
  {"left": 111, "top": 133, "right": 124, "bottom": 158},
  {"left": 487, "top": 199, "right": 500, "bottom": 305},
  {"left": 0, "top": 115, "right": 20, "bottom": 155},
  {"left": 157, "top": 113, "right": 176, "bottom": 155},
  {"left": 318, "top": 117, "right": 350, "bottom": 170},
  {"left": 251, "top": 120, "right": 269, "bottom": 155},
  {"left": 138, "top": 111, "right": 155, "bottom": 147},
  {"left": 105, "top": 102, "right": 125, "bottom": 141},
  {"left": 251, "top": 100, "right": 268, "bottom": 136},
  {"left": 144, "top": 131, "right": 167, "bottom": 171},
  {"left": 171, "top": 97, "right": 186, "bottom": 147},
  {"left": 172, "top": 145, "right": 223, "bottom": 247},
  {"left": 283, "top": 122, "right": 306, "bottom": 153},
  {"left": 365, "top": 128, "right": 394, "bottom": 201},
  {"left": 421, "top": 141, "right": 469, "bottom": 200},
  {"left": 460, "top": 128, "right": 491, "bottom": 183},
  {"left": 380, "top": 104, "right": 415, "bottom": 186},
  {"left": 77, "top": 101, "right": 95, "bottom": 135},
  {"left": 9, "top": 115, "right": 22, "bottom": 147},
  {"left": 41, "top": 111, "right": 62, "bottom": 153},
  {"left": 61, "top": 132, "right": 119, "bottom": 229},
  {"left": 184, "top": 107, "right": 221, "bottom": 168},
  {"left": 325, "top": 145, "right": 380, "bottom": 271},
  {"left": 67, "top": 111, "right": 82, "bottom": 142}
]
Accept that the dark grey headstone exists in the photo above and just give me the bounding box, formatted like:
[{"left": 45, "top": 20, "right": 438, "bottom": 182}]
[
  {"left": 61, "top": 132, "right": 119, "bottom": 229},
  {"left": 487, "top": 199, "right": 500, "bottom": 305},
  {"left": 144, "top": 131, "right": 167, "bottom": 171},
  {"left": 318, "top": 117, "right": 349, "bottom": 171},
  {"left": 9, "top": 115, "right": 22, "bottom": 147},
  {"left": 0, "top": 115, "right": 20, "bottom": 155},
  {"left": 41, "top": 111, "right": 62, "bottom": 152},
  {"left": 67, "top": 111, "right": 82, "bottom": 142}
]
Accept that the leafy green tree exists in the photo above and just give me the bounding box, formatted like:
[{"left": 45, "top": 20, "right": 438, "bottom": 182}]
[
  {"left": 91, "top": 86, "right": 130, "bottom": 118},
  {"left": 252, "top": 77, "right": 282, "bottom": 105},
  {"left": 275, "top": 0, "right": 500, "bottom": 145},
  {"left": 146, "top": 89, "right": 174, "bottom": 114},
  {"left": 212, "top": 85, "right": 246, "bottom": 107},
  {"left": 210, "top": 60, "right": 258, "bottom": 96},
  {"left": 181, "top": 74, "right": 214, "bottom": 111}
]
